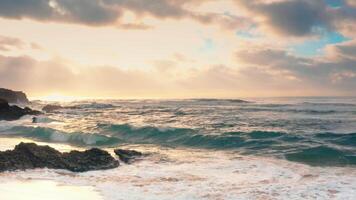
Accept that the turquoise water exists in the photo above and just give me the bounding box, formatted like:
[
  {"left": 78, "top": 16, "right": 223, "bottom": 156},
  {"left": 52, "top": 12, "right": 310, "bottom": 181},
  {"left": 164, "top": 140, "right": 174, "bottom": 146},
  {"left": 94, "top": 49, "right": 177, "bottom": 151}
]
[{"left": 1, "top": 97, "right": 356, "bottom": 167}]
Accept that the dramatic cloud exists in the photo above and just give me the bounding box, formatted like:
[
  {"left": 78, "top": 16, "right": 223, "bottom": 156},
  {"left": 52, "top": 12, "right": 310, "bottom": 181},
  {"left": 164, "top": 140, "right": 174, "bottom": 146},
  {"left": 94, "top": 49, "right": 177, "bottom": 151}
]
[
  {"left": 330, "top": 1, "right": 356, "bottom": 37},
  {"left": 236, "top": 0, "right": 356, "bottom": 37},
  {"left": 0, "top": 0, "right": 354, "bottom": 36},
  {"left": 238, "top": 0, "right": 329, "bottom": 36},
  {"left": 0, "top": 0, "right": 250, "bottom": 31},
  {"left": 235, "top": 42, "right": 356, "bottom": 93},
  {"left": 103, "top": 0, "right": 188, "bottom": 18},
  {"left": 0, "top": 1, "right": 355, "bottom": 98},
  {"left": 0, "top": 0, "right": 119, "bottom": 25}
]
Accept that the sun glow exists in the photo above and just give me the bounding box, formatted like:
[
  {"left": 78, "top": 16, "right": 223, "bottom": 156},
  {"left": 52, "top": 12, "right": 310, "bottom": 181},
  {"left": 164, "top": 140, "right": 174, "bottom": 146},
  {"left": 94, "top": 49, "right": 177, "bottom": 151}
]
[{"left": 37, "top": 93, "right": 87, "bottom": 102}]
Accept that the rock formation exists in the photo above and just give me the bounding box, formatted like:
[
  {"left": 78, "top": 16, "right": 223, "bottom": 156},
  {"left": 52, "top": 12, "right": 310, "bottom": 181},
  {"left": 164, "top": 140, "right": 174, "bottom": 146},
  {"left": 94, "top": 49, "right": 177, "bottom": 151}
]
[
  {"left": 42, "top": 104, "right": 65, "bottom": 113},
  {"left": 0, "top": 88, "right": 29, "bottom": 104},
  {"left": 114, "top": 149, "right": 143, "bottom": 163},
  {"left": 0, "top": 143, "right": 120, "bottom": 172},
  {"left": 0, "top": 99, "right": 41, "bottom": 121}
]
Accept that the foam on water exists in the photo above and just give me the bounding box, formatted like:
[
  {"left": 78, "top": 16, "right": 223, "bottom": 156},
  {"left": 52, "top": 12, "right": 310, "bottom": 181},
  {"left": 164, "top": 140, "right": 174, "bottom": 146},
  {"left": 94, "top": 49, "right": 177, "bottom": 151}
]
[
  {"left": 1, "top": 97, "right": 356, "bottom": 199},
  {"left": 1, "top": 123, "right": 355, "bottom": 166},
  {"left": 0, "top": 138, "right": 355, "bottom": 200}
]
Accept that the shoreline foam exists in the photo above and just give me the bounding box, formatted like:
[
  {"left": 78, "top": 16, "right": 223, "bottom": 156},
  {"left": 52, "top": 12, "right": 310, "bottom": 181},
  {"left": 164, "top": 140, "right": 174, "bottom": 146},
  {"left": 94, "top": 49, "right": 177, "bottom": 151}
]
[{"left": 0, "top": 137, "right": 355, "bottom": 200}]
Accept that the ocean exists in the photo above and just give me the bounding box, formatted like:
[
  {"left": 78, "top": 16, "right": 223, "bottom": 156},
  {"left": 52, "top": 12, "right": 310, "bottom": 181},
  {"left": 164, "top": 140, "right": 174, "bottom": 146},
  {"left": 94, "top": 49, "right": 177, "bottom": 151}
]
[{"left": 0, "top": 97, "right": 356, "bottom": 199}]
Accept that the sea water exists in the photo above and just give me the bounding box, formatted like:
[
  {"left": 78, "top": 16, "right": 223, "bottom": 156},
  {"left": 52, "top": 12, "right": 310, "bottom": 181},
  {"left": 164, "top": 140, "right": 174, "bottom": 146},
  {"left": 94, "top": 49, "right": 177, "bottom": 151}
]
[{"left": 0, "top": 97, "right": 355, "bottom": 199}]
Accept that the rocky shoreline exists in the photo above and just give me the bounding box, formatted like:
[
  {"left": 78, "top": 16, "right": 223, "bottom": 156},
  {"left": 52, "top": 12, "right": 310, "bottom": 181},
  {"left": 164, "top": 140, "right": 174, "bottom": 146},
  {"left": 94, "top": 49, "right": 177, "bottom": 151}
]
[
  {"left": 0, "top": 88, "right": 145, "bottom": 173},
  {"left": 0, "top": 142, "right": 143, "bottom": 173},
  {"left": 0, "top": 99, "right": 41, "bottom": 121},
  {"left": 0, "top": 88, "right": 29, "bottom": 104}
]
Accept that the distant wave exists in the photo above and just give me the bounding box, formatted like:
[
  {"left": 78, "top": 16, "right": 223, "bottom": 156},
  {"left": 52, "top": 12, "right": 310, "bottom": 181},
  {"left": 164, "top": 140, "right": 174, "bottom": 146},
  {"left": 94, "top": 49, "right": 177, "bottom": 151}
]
[
  {"left": 191, "top": 98, "right": 250, "bottom": 103},
  {"left": 37, "top": 102, "right": 117, "bottom": 111},
  {"left": 1, "top": 123, "right": 355, "bottom": 166},
  {"left": 301, "top": 102, "right": 356, "bottom": 107},
  {"left": 239, "top": 107, "right": 339, "bottom": 114},
  {"left": 74, "top": 102, "right": 116, "bottom": 109},
  {"left": 285, "top": 146, "right": 356, "bottom": 166}
]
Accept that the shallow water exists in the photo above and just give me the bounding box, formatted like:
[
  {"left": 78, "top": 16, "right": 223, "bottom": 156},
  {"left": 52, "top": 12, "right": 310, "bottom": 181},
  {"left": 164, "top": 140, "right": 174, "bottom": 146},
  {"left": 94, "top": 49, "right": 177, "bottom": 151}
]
[
  {"left": 0, "top": 138, "right": 356, "bottom": 200},
  {"left": 1, "top": 97, "right": 356, "bottom": 166},
  {"left": 1, "top": 97, "right": 356, "bottom": 199}
]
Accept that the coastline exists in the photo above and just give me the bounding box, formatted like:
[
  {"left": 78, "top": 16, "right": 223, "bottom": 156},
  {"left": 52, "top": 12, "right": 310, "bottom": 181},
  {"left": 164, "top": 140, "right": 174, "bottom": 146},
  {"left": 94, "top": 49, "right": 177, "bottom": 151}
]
[
  {"left": 1, "top": 137, "right": 355, "bottom": 200},
  {"left": 0, "top": 137, "right": 103, "bottom": 200}
]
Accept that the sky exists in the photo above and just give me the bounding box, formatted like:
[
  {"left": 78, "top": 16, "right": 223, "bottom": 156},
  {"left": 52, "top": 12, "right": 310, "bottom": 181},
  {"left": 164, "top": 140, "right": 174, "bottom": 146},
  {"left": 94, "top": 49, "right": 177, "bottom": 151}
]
[{"left": 0, "top": 0, "right": 355, "bottom": 99}]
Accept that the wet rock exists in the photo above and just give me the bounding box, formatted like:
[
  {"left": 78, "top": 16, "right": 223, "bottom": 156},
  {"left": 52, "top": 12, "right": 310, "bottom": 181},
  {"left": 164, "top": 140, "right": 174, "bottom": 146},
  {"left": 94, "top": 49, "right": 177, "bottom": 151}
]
[
  {"left": 0, "top": 143, "right": 119, "bottom": 172},
  {"left": 42, "top": 104, "right": 64, "bottom": 113},
  {"left": 0, "top": 88, "right": 29, "bottom": 104},
  {"left": 114, "top": 149, "right": 143, "bottom": 163},
  {"left": 63, "top": 148, "right": 120, "bottom": 172},
  {"left": 0, "top": 99, "right": 41, "bottom": 121},
  {"left": 42, "top": 104, "right": 81, "bottom": 113}
]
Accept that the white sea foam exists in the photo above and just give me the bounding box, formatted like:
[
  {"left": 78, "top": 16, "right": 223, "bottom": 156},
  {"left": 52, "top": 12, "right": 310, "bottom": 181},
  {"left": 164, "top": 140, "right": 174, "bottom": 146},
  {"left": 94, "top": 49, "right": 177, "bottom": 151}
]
[{"left": 0, "top": 138, "right": 355, "bottom": 200}]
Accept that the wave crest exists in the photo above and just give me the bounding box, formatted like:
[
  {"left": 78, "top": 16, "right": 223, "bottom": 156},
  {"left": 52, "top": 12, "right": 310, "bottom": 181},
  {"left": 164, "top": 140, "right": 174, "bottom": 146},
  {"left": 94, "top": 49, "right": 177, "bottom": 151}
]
[
  {"left": 3, "top": 126, "right": 123, "bottom": 146},
  {"left": 1, "top": 123, "right": 355, "bottom": 166}
]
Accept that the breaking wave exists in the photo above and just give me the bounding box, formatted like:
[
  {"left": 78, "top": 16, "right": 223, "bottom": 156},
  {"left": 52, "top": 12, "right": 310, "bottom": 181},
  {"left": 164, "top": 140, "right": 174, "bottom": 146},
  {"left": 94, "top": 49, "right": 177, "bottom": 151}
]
[
  {"left": 2, "top": 126, "right": 123, "bottom": 146},
  {"left": 1, "top": 123, "right": 355, "bottom": 166}
]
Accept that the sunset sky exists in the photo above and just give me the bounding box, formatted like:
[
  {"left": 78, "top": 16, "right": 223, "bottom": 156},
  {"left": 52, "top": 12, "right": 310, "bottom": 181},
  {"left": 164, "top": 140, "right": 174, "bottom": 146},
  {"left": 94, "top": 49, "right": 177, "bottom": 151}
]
[{"left": 0, "top": 0, "right": 355, "bottom": 99}]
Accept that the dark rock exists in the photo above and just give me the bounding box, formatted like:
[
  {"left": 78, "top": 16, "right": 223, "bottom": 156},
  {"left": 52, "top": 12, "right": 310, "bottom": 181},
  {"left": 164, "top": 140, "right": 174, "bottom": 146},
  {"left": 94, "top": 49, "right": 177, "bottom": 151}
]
[
  {"left": 0, "top": 99, "right": 41, "bottom": 121},
  {"left": 42, "top": 104, "right": 64, "bottom": 113},
  {"left": 114, "top": 149, "right": 143, "bottom": 164},
  {"left": 0, "top": 98, "right": 10, "bottom": 109},
  {"left": 42, "top": 104, "right": 80, "bottom": 113},
  {"left": 0, "top": 88, "right": 29, "bottom": 104},
  {"left": 63, "top": 148, "right": 120, "bottom": 172},
  {"left": 0, "top": 143, "right": 119, "bottom": 173}
]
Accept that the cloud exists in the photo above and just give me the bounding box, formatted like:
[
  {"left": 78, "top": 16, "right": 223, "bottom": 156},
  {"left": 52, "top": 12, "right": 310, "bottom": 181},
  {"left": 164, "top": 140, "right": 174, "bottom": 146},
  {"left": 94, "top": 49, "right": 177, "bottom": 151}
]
[
  {"left": 0, "top": 55, "right": 76, "bottom": 91},
  {"left": 0, "top": 53, "right": 303, "bottom": 98},
  {"left": 0, "top": 54, "right": 167, "bottom": 97},
  {"left": 0, "top": 0, "right": 120, "bottom": 25},
  {"left": 0, "top": 0, "right": 354, "bottom": 36},
  {"left": 1, "top": 46, "right": 356, "bottom": 98},
  {"left": 235, "top": 0, "right": 356, "bottom": 38},
  {"left": 347, "top": 0, "right": 356, "bottom": 7},
  {"left": 326, "top": 40, "right": 356, "bottom": 60},
  {"left": 54, "top": 0, "right": 120, "bottom": 25},
  {"left": 191, "top": 12, "right": 251, "bottom": 30},
  {"left": 235, "top": 42, "right": 356, "bottom": 93},
  {"left": 0, "top": 0, "right": 250, "bottom": 31},
  {"left": 0, "top": 35, "right": 25, "bottom": 51},
  {"left": 236, "top": 0, "right": 331, "bottom": 37},
  {"left": 0, "top": 0, "right": 53, "bottom": 20},
  {"left": 330, "top": 1, "right": 356, "bottom": 37},
  {"left": 103, "top": 0, "right": 188, "bottom": 18}
]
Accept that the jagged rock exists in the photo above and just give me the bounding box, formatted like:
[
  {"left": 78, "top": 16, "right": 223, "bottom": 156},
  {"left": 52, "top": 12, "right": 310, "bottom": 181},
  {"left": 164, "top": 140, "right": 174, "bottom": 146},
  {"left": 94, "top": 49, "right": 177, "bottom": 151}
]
[
  {"left": 0, "top": 98, "right": 9, "bottom": 108},
  {"left": 62, "top": 148, "right": 120, "bottom": 172},
  {"left": 0, "top": 143, "right": 120, "bottom": 173},
  {"left": 42, "top": 104, "right": 80, "bottom": 113},
  {"left": 42, "top": 104, "right": 64, "bottom": 113},
  {"left": 114, "top": 149, "right": 143, "bottom": 163},
  {"left": 0, "top": 99, "right": 41, "bottom": 121},
  {"left": 0, "top": 88, "right": 29, "bottom": 104}
]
